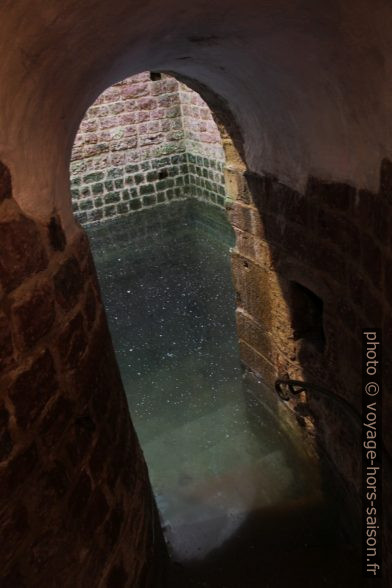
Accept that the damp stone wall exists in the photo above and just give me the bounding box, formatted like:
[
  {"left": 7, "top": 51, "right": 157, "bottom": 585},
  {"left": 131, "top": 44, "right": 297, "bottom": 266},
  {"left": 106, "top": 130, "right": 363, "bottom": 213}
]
[
  {"left": 70, "top": 73, "right": 226, "bottom": 226},
  {"left": 0, "top": 161, "right": 166, "bottom": 586}
]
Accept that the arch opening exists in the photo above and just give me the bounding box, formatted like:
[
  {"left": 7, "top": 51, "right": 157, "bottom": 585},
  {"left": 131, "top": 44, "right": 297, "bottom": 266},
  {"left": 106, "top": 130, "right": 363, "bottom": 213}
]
[
  {"left": 0, "top": 4, "right": 391, "bottom": 584},
  {"left": 68, "top": 71, "right": 363, "bottom": 585}
]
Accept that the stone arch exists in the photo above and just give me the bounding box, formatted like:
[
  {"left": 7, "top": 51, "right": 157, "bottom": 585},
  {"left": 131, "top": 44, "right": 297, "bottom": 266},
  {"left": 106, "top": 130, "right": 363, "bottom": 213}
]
[
  {"left": 0, "top": 1, "right": 391, "bottom": 584},
  {"left": 65, "top": 67, "right": 374, "bottom": 564}
]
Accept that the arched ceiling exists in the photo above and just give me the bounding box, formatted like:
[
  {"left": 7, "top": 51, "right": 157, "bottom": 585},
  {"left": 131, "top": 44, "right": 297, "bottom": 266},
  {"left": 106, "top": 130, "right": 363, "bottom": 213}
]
[{"left": 0, "top": 0, "right": 391, "bottom": 233}]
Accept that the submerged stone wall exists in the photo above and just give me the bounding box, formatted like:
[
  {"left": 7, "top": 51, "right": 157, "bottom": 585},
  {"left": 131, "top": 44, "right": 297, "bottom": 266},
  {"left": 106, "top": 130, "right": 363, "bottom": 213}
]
[{"left": 70, "top": 73, "right": 226, "bottom": 225}]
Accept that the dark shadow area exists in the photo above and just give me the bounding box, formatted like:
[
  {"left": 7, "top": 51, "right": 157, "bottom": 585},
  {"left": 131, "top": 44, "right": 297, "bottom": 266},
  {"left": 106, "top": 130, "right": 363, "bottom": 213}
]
[
  {"left": 167, "top": 503, "right": 364, "bottom": 588},
  {"left": 289, "top": 281, "right": 325, "bottom": 354}
]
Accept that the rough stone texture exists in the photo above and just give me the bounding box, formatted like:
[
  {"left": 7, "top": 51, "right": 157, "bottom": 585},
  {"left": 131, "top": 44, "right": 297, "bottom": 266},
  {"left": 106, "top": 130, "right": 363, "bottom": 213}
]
[
  {"left": 227, "top": 157, "right": 392, "bottom": 583},
  {"left": 70, "top": 73, "right": 226, "bottom": 225},
  {"left": 10, "top": 350, "right": 58, "bottom": 430},
  {"left": 0, "top": 405, "right": 12, "bottom": 462},
  {"left": 0, "top": 213, "right": 48, "bottom": 293},
  {"left": 0, "top": 188, "right": 164, "bottom": 585},
  {"left": 0, "top": 1, "right": 392, "bottom": 584},
  {"left": 0, "top": 313, "right": 14, "bottom": 371},
  {"left": 48, "top": 216, "right": 67, "bottom": 252},
  {"left": 179, "top": 82, "right": 225, "bottom": 161},
  {"left": 12, "top": 282, "right": 56, "bottom": 350},
  {"left": 47, "top": 80, "right": 392, "bottom": 584},
  {"left": 53, "top": 257, "right": 83, "bottom": 311},
  {"left": 0, "top": 162, "right": 12, "bottom": 202}
]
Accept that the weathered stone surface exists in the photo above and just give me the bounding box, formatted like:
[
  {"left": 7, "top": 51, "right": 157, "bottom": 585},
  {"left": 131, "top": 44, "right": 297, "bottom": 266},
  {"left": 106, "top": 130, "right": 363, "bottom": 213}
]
[
  {"left": 28, "top": 531, "right": 66, "bottom": 578},
  {"left": 38, "top": 395, "right": 73, "bottom": 451},
  {"left": 361, "top": 286, "right": 383, "bottom": 327},
  {"left": 0, "top": 505, "right": 29, "bottom": 566},
  {"left": 70, "top": 318, "right": 124, "bottom": 423},
  {"left": 239, "top": 340, "right": 276, "bottom": 385},
  {"left": 68, "top": 471, "right": 92, "bottom": 519},
  {"left": 106, "top": 443, "right": 127, "bottom": 489},
  {"left": 53, "top": 257, "right": 83, "bottom": 310},
  {"left": 383, "top": 255, "right": 392, "bottom": 304},
  {"left": 361, "top": 233, "right": 382, "bottom": 288},
  {"left": 103, "top": 503, "right": 124, "bottom": 552},
  {"left": 65, "top": 415, "right": 96, "bottom": 468},
  {"left": 227, "top": 201, "right": 265, "bottom": 238},
  {"left": 0, "top": 215, "right": 48, "bottom": 293},
  {"left": 379, "top": 158, "right": 392, "bottom": 202},
  {"left": 48, "top": 216, "right": 66, "bottom": 251},
  {"left": 0, "top": 220, "right": 162, "bottom": 585},
  {"left": 355, "top": 188, "right": 375, "bottom": 228},
  {"left": 106, "top": 562, "right": 128, "bottom": 588},
  {"left": 83, "top": 487, "right": 109, "bottom": 534},
  {"left": 10, "top": 350, "right": 58, "bottom": 428},
  {"left": 40, "top": 462, "right": 70, "bottom": 503},
  {"left": 0, "top": 443, "right": 38, "bottom": 503},
  {"left": 1, "top": 565, "right": 26, "bottom": 587},
  {"left": 1, "top": 0, "right": 392, "bottom": 580},
  {"left": 89, "top": 427, "right": 111, "bottom": 480},
  {"left": 231, "top": 253, "right": 272, "bottom": 328},
  {"left": 0, "top": 429, "right": 13, "bottom": 463},
  {"left": 226, "top": 165, "right": 392, "bottom": 582},
  {"left": 0, "top": 313, "right": 13, "bottom": 369},
  {"left": 317, "top": 208, "right": 359, "bottom": 258},
  {"left": 0, "top": 406, "right": 12, "bottom": 462},
  {"left": 306, "top": 177, "right": 355, "bottom": 212},
  {"left": 70, "top": 74, "right": 226, "bottom": 225},
  {"left": 0, "top": 161, "right": 12, "bottom": 202},
  {"left": 12, "top": 282, "right": 55, "bottom": 350},
  {"left": 57, "top": 313, "right": 87, "bottom": 369},
  {"left": 236, "top": 308, "right": 273, "bottom": 363}
]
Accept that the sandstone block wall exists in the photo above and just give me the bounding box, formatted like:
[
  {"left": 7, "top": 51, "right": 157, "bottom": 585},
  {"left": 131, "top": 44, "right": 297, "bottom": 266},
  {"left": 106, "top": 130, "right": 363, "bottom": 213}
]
[
  {"left": 0, "top": 162, "right": 164, "bottom": 587},
  {"left": 70, "top": 70, "right": 392, "bottom": 581},
  {"left": 70, "top": 73, "right": 226, "bottom": 225},
  {"left": 225, "top": 156, "right": 392, "bottom": 577}
]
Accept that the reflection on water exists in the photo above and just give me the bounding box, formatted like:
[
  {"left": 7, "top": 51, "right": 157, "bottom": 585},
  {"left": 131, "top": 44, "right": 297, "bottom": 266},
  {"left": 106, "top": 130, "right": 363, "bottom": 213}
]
[{"left": 87, "top": 200, "right": 363, "bottom": 587}]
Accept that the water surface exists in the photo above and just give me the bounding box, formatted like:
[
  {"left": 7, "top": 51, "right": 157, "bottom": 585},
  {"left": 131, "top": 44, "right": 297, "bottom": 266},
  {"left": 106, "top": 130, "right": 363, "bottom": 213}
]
[{"left": 87, "top": 201, "right": 363, "bottom": 587}]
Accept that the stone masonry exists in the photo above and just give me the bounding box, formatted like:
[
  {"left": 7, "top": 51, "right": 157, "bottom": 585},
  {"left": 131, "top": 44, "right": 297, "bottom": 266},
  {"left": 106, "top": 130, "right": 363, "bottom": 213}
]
[
  {"left": 70, "top": 73, "right": 226, "bottom": 225},
  {"left": 0, "top": 162, "right": 165, "bottom": 586},
  {"left": 70, "top": 72, "right": 392, "bottom": 580},
  {"left": 225, "top": 155, "right": 392, "bottom": 580}
]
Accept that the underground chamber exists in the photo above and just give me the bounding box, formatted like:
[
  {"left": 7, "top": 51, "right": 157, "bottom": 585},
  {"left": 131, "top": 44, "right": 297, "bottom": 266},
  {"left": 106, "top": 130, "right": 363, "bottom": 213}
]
[{"left": 69, "top": 73, "right": 365, "bottom": 587}]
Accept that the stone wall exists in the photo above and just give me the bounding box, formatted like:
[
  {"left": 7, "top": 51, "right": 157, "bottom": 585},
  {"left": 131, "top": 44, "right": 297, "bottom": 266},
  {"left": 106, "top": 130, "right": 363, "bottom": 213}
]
[
  {"left": 1, "top": 2, "right": 392, "bottom": 583},
  {"left": 179, "top": 82, "right": 224, "bottom": 161},
  {"left": 70, "top": 74, "right": 226, "bottom": 225},
  {"left": 70, "top": 71, "right": 392, "bottom": 580},
  {"left": 225, "top": 155, "right": 392, "bottom": 575},
  {"left": 0, "top": 162, "right": 165, "bottom": 586}
]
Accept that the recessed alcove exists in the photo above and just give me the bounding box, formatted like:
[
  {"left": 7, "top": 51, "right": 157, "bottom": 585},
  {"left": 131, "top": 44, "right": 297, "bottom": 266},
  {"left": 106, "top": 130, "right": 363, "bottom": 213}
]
[{"left": 290, "top": 281, "right": 326, "bottom": 353}]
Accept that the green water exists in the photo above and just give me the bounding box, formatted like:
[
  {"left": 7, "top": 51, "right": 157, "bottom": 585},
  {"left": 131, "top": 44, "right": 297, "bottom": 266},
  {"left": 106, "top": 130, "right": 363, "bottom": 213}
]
[{"left": 87, "top": 200, "right": 363, "bottom": 587}]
